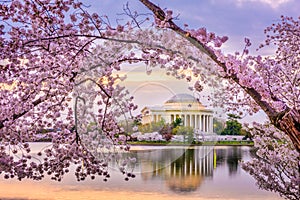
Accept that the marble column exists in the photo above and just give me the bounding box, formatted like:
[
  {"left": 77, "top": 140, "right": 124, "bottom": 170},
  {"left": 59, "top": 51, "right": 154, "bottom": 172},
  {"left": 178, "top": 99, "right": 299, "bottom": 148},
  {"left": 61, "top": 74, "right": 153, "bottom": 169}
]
[
  {"left": 205, "top": 115, "right": 207, "bottom": 132},
  {"left": 202, "top": 115, "right": 205, "bottom": 132}
]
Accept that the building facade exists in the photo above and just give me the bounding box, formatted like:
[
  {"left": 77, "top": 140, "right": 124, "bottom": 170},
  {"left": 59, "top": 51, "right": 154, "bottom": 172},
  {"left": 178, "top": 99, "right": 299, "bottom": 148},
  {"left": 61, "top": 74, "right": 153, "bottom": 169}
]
[{"left": 141, "top": 93, "right": 214, "bottom": 133}]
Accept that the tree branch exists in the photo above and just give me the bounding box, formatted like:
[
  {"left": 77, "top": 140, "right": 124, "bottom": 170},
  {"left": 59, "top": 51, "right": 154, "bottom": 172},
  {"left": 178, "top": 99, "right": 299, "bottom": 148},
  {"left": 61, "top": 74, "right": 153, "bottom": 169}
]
[
  {"left": 139, "top": 0, "right": 280, "bottom": 121},
  {"left": 0, "top": 96, "right": 44, "bottom": 129}
]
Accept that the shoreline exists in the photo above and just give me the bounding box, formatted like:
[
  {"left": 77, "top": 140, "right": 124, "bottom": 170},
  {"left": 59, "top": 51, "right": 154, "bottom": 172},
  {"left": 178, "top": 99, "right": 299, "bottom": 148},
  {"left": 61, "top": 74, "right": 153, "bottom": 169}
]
[
  {"left": 32, "top": 140, "right": 254, "bottom": 146},
  {"left": 128, "top": 141, "right": 254, "bottom": 146}
]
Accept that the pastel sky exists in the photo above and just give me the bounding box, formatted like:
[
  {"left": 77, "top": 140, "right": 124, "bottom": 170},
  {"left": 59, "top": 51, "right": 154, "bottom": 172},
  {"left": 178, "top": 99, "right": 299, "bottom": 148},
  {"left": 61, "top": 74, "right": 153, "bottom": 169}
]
[
  {"left": 87, "top": 0, "right": 299, "bottom": 54},
  {"left": 84, "top": 0, "right": 299, "bottom": 122}
]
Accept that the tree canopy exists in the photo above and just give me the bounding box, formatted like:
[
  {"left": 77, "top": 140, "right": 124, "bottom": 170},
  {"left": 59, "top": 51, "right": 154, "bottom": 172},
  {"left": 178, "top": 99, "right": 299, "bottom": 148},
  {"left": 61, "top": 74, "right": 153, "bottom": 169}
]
[
  {"left": 221, "top": 114, "right": 242, "bottom": 136},
  {"left": 0, "top": 1, "right": 299, "bottom": 199},
  {"left": 139, "top": 0, "right": 300, "bottom": 152}
]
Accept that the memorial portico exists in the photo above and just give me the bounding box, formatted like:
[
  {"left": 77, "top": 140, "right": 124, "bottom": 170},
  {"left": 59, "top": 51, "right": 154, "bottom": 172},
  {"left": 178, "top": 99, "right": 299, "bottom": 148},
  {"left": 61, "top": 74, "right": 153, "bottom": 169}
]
[{"left": 141, "top": 94, "right": 213, "bottom": 133}]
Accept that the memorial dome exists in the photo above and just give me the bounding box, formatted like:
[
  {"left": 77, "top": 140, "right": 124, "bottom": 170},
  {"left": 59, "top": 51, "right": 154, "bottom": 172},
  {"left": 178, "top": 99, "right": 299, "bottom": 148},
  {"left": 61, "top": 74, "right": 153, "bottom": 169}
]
[
  {"left": 165, "top": 93, "right": 197, "bottom": 103},
  {"left": 164, "top": 93, "right": 205, "bottom": 110}
]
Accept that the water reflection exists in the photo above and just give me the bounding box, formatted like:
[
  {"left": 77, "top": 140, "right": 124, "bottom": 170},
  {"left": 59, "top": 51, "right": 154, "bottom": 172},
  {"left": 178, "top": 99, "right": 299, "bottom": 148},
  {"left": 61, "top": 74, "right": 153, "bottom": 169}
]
[
  {"left": 123, "top": 147, "right": 210, "bottom": 193},
  {"left": 127, "top": 146, "right": 245, "bottom": 193},
  {"left": 0, "top": 145, "right": 283, "bottom": 200},
  {"left": 166, "top": 148, "right": 213, "bottom": 192},
  {"left": 215, "top": 147, "right": 243, "bottom": 175},
  {"left": 226, "top": 147, "right": 242, "bottom": 175}
]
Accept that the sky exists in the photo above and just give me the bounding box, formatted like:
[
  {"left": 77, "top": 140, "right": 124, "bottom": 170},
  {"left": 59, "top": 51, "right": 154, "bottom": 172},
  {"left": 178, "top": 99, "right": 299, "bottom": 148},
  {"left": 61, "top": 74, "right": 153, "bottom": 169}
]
[
  {"left": 83, "top": 0, "right": 299, "bottom": 122},
  {"left": 86, "top": 0, "right": 299, "bottom": 54}
]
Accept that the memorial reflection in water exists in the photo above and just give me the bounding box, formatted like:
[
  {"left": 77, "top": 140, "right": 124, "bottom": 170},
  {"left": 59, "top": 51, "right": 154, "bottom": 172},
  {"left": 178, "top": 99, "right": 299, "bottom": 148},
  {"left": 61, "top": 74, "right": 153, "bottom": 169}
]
[{"left": 127, "top": 146, "right": 220, "bottom": 192}]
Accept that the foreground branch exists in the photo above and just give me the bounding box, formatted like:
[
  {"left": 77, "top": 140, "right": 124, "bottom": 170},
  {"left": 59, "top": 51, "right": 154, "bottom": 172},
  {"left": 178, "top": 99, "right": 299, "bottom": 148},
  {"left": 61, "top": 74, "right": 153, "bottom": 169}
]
[{"left": 139, "top": 0, "right": 300, "bottom": 152}]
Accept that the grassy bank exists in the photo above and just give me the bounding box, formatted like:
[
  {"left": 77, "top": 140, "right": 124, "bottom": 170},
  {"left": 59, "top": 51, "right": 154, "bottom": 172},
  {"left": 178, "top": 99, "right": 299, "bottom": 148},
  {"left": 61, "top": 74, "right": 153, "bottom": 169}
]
[
  {"left": 33, "top": 139, "right": 254, "bottom": 146},
  {"left": 128, "top": 140, "right": 254, "bottom": 146}
]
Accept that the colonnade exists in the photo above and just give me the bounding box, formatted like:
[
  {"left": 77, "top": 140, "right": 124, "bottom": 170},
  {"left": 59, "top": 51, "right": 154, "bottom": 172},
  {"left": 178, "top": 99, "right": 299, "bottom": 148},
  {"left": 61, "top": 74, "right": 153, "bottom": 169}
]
[
  {"left": 151, "top": 112, "right": 213, "bottom": 133},
  {"left": 170, "top": 113, "right": 213, "bottom": 133}
]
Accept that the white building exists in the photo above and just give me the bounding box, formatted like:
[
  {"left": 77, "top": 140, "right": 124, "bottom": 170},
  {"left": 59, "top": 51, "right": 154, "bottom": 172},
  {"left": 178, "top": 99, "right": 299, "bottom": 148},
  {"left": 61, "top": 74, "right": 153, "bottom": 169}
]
[{"left": 141, "top": 93, "right": 213, "bottom": 133}]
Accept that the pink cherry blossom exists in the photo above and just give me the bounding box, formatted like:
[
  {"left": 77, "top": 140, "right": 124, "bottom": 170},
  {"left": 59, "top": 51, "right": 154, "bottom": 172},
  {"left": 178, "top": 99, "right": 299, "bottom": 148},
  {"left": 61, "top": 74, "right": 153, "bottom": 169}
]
[{"left": 0, "top": 2, "right": 299, "bottom": 199}]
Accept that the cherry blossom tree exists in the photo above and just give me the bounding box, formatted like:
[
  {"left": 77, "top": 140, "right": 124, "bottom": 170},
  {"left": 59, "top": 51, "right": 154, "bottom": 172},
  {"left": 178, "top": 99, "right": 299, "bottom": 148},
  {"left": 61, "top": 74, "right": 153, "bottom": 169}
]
[
  {"left": 0, "top": 0, "right": 144, "bottom": 182},
  {"left": 138, "top": 1, "right": 299, "bottom": 199},
  {"left": 139, "top": 0, "right": 300, "bottom": 153},
  {"left": 0, "top": 0, "right": 299, "bottom": 197}
]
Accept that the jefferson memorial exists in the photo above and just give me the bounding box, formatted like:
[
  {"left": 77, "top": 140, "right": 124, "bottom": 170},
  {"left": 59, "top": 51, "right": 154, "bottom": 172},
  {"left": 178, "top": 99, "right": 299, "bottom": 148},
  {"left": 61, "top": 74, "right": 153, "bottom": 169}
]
[{"left": 141, "top": 93, "right": 214, "bottom": 133}]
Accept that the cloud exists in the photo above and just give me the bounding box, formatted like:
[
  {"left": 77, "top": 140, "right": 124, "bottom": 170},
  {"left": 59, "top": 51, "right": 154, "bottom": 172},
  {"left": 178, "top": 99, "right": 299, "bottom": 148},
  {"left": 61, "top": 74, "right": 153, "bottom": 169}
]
[{"left": 235, "top": 0, "right": 293, "bottom": 9}]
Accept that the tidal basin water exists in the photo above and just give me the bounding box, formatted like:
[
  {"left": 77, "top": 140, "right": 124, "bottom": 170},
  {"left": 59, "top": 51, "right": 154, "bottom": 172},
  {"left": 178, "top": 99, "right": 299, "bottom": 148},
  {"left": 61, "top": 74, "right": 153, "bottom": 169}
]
[{"left": 0, "top": 144, "right": 283, "bottom": 200}]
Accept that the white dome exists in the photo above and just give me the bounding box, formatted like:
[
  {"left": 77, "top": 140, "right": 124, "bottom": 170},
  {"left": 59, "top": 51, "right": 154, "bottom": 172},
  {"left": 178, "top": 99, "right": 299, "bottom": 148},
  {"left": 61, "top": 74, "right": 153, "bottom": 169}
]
[
  {"left": 165, "top": 93, "right": 197, "bottom": 103},
  {"left": 164, "top": 93, "right": 205, "bottom": 110}
]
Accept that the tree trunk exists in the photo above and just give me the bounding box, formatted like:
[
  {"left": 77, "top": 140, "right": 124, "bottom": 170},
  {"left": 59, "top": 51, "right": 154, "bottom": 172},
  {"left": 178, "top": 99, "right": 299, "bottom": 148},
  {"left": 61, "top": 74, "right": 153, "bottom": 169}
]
[{"left": 276, "top": 108, "right": 300, "bottom": 153}]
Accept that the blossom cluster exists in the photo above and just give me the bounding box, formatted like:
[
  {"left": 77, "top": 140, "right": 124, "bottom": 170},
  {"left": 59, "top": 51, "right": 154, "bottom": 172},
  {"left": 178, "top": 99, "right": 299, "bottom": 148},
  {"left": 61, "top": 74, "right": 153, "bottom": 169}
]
[
  {"left": 242, "top": 123, "right": 299, "bottom": 200},
  {"left": 0, "top": 0, "right": 140, "bottom": 181}
]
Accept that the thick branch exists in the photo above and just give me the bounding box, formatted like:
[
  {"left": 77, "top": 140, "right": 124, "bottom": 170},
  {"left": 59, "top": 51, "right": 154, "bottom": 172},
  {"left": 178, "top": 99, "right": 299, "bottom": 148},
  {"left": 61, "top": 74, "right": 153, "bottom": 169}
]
[
  {"left": 139, "top": 0, "right": 300, "bottom": 152},
  {"left": 277, "top": 108, "right": 300, "bottom": 152},
  {"left": 0, "top": 97, "right": 44, "bottom": 129},
  {"left": 139, "top": 0, "right": 278, "bottom": 119}
]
